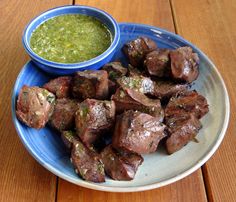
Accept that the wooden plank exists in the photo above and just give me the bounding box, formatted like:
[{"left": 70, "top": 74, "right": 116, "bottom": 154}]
[
  {"left": 57, "top": 1, "right": 207, "bottom": 201},
  {"left": 0, "top": 0, "right": 71, "bottom": 201},
  {"left": 58, "top": 171, "right": 206, "bottom": 202},
  {"left": 171, "top": 0, "right": 236, "bottom": 201},
  {"left": 74, "top": 0, "right": 175, "bottom": 32}
]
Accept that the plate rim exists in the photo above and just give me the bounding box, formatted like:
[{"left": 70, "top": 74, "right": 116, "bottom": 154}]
[{"left": 11, "top": 22, "right": 230, "bottom": 192}]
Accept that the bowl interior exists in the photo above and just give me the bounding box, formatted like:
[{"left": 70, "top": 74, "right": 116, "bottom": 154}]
[
  {"left": 13, "top": 23, "right": 229, "bottom": 192},
  {"left": 23, "top": 6, "right": 118, "bottom": 66}
]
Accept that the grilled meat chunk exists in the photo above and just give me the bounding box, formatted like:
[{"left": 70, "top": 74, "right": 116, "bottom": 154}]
[
  {"left": 165, "top": 113, "right": 202, "bottom": 154},
  {"left": 127, "top": 64, "right": 143, "bottom": 77},
  {"left": 165, "top": 90, "right": 209, "bottom": 119},
  {"left": 43, "top": 76, "right": 72, "bottom": 98},
  {"left": 117, "top": 75, "right": 155, "bottom": 95},
  {"left": 49, "top": 98, "right": 78, "bottom": 131},
  {"left": 112, "top": 88, "right": 164, "bottom": 119},
  {"left": 170, "top": 46, "right": 199, "bottom": 83},
  {"left": 71, "top": 138, "right": 105, "bottom": 182},
  {"left": 16, "top": 86, "right": 55, "bottom": 129},
  {"left": 103, "top": 62, "right": 128, "bottom": 95},
  {"left": 112, "top": 110, "right": 166, "bottom": 154},
  {"left": 72, "top": 70, "right": 109, "bottom": 100},
  {"left": 102, "top": 62, "right": 127, "bottom": 82},
  {"left": 144, "top": 49, "right": 170, "bottom": 77},
  {"left": 123, "top": 37, "right": 157, "bottom": 67},
  {"left": 118, "top": 75, "right": 187, "bottom": 101},
  {"left": 61, "top": 130, "right": 77, "bottom": 149},
  {"left": 101, "top": 145, "right": 143, "bottom": 180},
  {"left": 75, "top": 99, "right": 115, "bottom": 147},
  {"left": 153, "top": 80, "right": 188, "bottom": 99}
]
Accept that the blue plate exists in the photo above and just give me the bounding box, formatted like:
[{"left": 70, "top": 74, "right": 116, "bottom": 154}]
[{"left": 12, "top": 23, "right": 230, "bottom": 192}]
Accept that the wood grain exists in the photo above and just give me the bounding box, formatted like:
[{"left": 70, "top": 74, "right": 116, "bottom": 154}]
[
  {"left": 57, "top": 1, "right": 207, "bottom": 201},
  {"left": 74, "top": 0, "right": 175, "bottom": 32},
  {"left": 57, "top": 171, "right": 206, "bottom": 202},
  {"left": 0, "top": 0, "right": 71, "bottom": 201},
  {"left": 171, "top": 0, "right": 236, "bottom": 201}
]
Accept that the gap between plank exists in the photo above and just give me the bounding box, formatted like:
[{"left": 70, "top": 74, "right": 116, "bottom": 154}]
[
  {"left": 72, "top": 0, "right": 75, "bottom": 5},
  {"left": 54, "top": 177, "right": 59, "bottom": 202},
  {"left": 202, "top": 166, "right": 213, "bottom": 202},
  {"left": 169, "top": 0, "right": 179, "bottom": 34},
  {"left": 169, "top": 0, "right": 178, "bottom": 34}
]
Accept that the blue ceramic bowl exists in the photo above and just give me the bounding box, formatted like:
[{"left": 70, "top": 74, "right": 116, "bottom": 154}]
[{"left": 22, "top": 5, "right": 120, "bottom": 75}]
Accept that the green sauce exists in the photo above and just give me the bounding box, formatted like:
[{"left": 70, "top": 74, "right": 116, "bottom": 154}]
[{"left": 30, "top": 14, "right": 112, "bottom": 63}]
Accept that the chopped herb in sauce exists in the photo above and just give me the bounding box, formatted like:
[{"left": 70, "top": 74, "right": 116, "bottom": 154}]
[
  {"left": 30, "top": 14, "right": 112, "bottom": 63},
  {"left": 149, "top": 141, "right": 154, "bottom": 148},
  {"left": 46, "top": 94, "right": 55, "bottom": 104},
  {"left": 80, "top": 106, "right": 89, "bottom": 118},
  {"left": 97, "top": 162, "right": 105, "bottom": 174},
  {"left": 119, "top": 90, "right": 126, "bottom": 98},
  {"left": 64, "top": 131, "right": 76, "bottom": 142},
  {"left": 109, "top": 71, "right": 119, "bottom": 80}
]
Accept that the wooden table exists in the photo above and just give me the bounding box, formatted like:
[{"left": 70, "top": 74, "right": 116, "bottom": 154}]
[{"left": 1, "top": 0, "right": 235, "bottom": 201}]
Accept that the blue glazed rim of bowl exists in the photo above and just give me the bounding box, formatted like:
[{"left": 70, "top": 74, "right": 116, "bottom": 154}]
[
  {"left": 14, "top": 23, "right": 230, "bottom": 192},
  {"left": 22, "top": 5, "right": 120, "bottom": 69}
]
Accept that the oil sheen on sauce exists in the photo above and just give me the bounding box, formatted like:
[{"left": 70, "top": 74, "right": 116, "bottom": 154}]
[{"left": 30, "top": 14, "right": 112, "bottom": 63}]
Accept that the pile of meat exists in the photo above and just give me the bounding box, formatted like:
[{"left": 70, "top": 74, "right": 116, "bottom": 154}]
[{"left": 16, "top": 36, "right": 209, "bottom": 183}]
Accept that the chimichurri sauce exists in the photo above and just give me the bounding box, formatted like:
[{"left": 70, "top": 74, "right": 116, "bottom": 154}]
[{"left": 30, "top": 14, "right": 112, "bottom": 63}]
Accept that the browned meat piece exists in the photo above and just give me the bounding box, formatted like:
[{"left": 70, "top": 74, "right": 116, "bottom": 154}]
[
  {"left": 165, "top": 90, "right": 209, "bottom": 119},
  {"left": 16, "top": 85, "right": 55, "bottom": 129},
  {"left": 112, "top": 88, "right": 164, "bottom": 120},
  {"left": 123, "top": 37, "right": 157, "bottom": 67},
  {"left": 101, "top": 145, "right": 143, "bottom": 181},
  {"left": 170, "top": 46, "right": 199, "bottom": 83},
  {"left": 153, "top": 80, "right": 188, "bottom": 99},
  {"left": 61, "top": 131, "right": 77, "bottom": 149},
  {"left": 118, "top": 76, "right": 187, "bottom": 101},
  {"left": 43, "top": 76, "right": 72, "bottom": 98},
  {"left": 112, "top": 110, "right": 166, "bottom": 154},
  {"left": 71, "top": 138, "right": 105, "bottom": 182},
  {"left": 117, "top": 75, "right": 155, "bottom": 95},
  {"left": 49, "top": 98, "right": 78, "bottom": 131},
  {"left": 102, "top": 62, "right": 127, "bottom": 81},
  {"left": 144, "top": 49, "right": 170, "bottom": 77},
  {"left": 72, "top": 70, "right": 109, "bottom": 100},
  {"left": 127, "top": 64, "right": 143, "bottom": 77},
  {"left": 75, "top": 99, "right": 115, "bottom": 147},
  {"left": 165, "top": 113, "right": 202, "bottom": 154},
  {"left": 118, "top": 149, "right": 143, "bottom": 173},
  {"left": 103, "top": 62, "right": 128, "bottom": 96}
]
